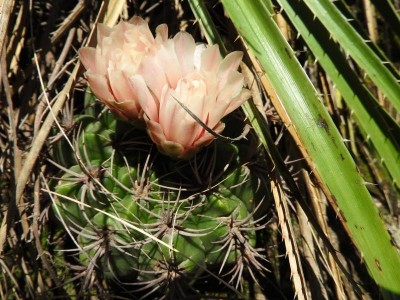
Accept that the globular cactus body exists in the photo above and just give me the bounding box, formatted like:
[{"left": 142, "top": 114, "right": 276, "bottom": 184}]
[{"left": 52, "top": 100, "right": 266, "bottom": 297}]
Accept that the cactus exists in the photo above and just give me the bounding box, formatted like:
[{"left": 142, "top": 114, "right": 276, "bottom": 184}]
[{"left": 52, "top": 95, "right": 267, "bottom": 298}]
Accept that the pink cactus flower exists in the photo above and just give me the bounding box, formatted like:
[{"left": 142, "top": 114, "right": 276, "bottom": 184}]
[
  {"left": 131, "top": 32, "right": 251, "bottom": 158},
  {"left": 78, "top": 17, "right": 168, "bottom": 124},
  {"left": 80, "top": 18, "right": 250, "bottom": 159}
]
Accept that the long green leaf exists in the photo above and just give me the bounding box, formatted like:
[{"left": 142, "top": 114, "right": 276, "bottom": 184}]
[
  {"left": 220, "top": 0, "right": 400, "bottom": 297},
  {"left": 278, "top": 0, "right": 400, "bottom": 193},
  {"left": 302, "top": 0, "right": 400, "bottom": 113}
]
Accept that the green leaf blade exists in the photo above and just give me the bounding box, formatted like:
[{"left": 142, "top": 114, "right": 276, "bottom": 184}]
[
  {"left": 303, "top": 0, "right": 400, "bottom": 112},
  {"left": 279, "top": 0, "right": 400, "bottom": 193}
]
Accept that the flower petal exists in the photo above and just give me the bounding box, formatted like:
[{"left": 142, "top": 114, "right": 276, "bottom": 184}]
[
  {"left": 217, "top": 51, "right": 243, "bottom": 88},
  {"left": 108, "top": 70, "right": 142, "bottom": 118},
  {"left": 146, "top": 119, "right": 166, "bottom": 145},
  {"left": 139, "top": 56, "right": 168, "bottom": 99},
  {"left": 200, "top": 45, "right": 221, "bottom": 73},
  {"left": 194, "top": 121, "right": 225, "bottom": 147},
  {"left": 157, "top": 40, "right": 182, "bottom": 87},
  {"left": 173, "top": 32, "right": 196, "bottom": 75},
  {"left": 130, "top": 75, "right": 159, "bottom": 122},
  {"left": 125, "top": 17, "right": 155, "bottom": 52},
  {"left": 108, "top": 70, "right": 135, "bottom": 102},
  {"left": 218, "top": 51, "right": 243, "bottom": 76},
  {"left": 224, "top": 89, "right": 251, "bottom": 116},
  {"left": 97, "top": 23, "right": 113, "bottom": 45},
  {"left": 158, "top": 87, "right": 179, "bottom": 139},
  {"left": 155, "top": 24, "right": 169, "bottom": 43},
  {"left": 207, "top": 101, "right": 230, "bottom": 129},
  {"left": 193, "top": 44, "right": 206, "bottom": 70},
  {"left": 79, "top": 48, "right": 107, "bottom": 75},
  {"left": 217, "top": 71, "right": 244, "bottom": 103},
  {"left": 85, "top": 72, "right": 115, "bottom": 105}
]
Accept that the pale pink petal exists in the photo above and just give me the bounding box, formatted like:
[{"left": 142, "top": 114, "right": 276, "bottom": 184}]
[
  {"left": 155, "top": 24, "right": 168, "bottom": 42},
  {"left": 157, "top": 41, "right": 182, "bottom": 87},
  {"left": 119, "top": 48, "right": 142, "bottom": 75},
  {"left": 118, "top": 21, "right": 133, "bottom": 34},
  {"left": 98, "top": 24, "right": 124, "bottom": 58},
  {"left": 167, "top": 78, "right": 208, "bottom": 146},
  {"left": 111, "top": 100, "right": 141, "bottom": 122},
  {"left": 97, "top": 23, "right": 113, "bottom": 45},
  {"left": 194, "top": 122, "right": 225, "bottom": 147},
  {"left": 200, "top": 45, "right": 221, "bottom": 73},
  {"left": 203, "top": 80, "right": 219, "bottom": 111},
  {"left": 179, "top": 76, "right": 208, "bottom": 136},
  {"left": 179, "top": 72, "right": 210, "bottom": 120},
  {"left": 146, "top": 120, "right": 166, "bottom": 145},
  {"left": 125, "top": 17, "right": 155, "bottom": 51},
  {"left": 115, "top": 101, "right": 140, "bottom": 118},
  {"left": 169, "top": 117, "right": 199, "bottom": 147},
  {"left": 159, "top": 87, "right": 179, "bottom": 139},
  {"left": 224, "top": 89, "right": 251, "bottom": 116},
  {"left": 128, "top": 16, "right": 145, "bottom": 25},
  {"left": 79, "top": 48, "right": 107, "bottom": 75},
  {"left": 217, "top": 51, "right": 243, "bottom": 86},
  {"left": 173, "top": 32, "right": 196, "bottom": 75},
  {"left": 107, "top": 70, "right": 142, "bottom": 120},
  {"left": 128, "top": 16, "right": 153, "bottom": 40},
  {"left": 139, "top": 56, "right": 168, "bottom": 99},
  {"left": 218, "top": 51, "right": 243, "bottom": 76},
  {"left": 147, "top": 119, "right": 188, "bottom": 158},
  {"left": 109, "top": 23, "right": 127, "bottom": 47},
  {"left": 86, "top": 72, "right": 115, "bottom": 105},
  {"left": 130, "top": 75, "right": 159, "bottom": 122},
  {"left": 193, "top": 44, "right": 206, "bottom": 70},
  {"left": 159, "top": 81, "right": 191, "bottom": 140},
  {"left": 108, "top": 70, "right": 132, "bottom": 101},
  {"left": 99, "top": 36, "right": 114, "bottom": 59},
  {"left": 207, "top": 101, "right": 230, "bottom": 129},
  {"left": 217, "top": 72, "right": 244, "bottom": 103}
]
